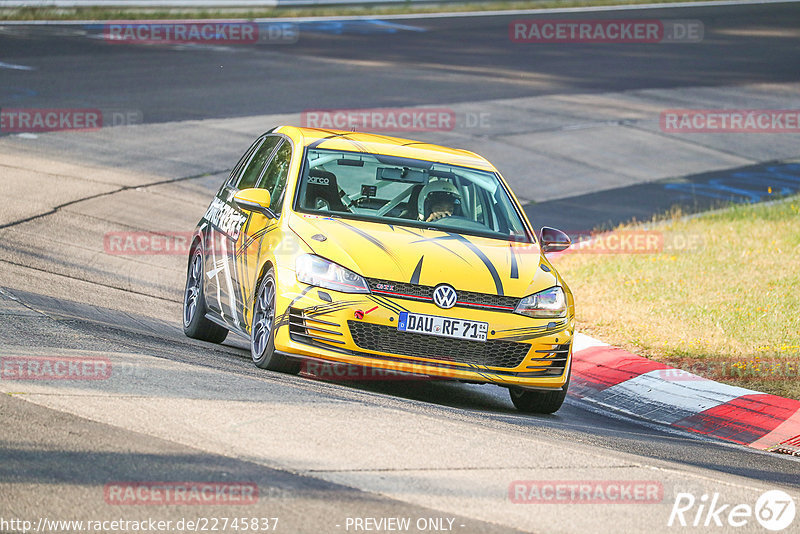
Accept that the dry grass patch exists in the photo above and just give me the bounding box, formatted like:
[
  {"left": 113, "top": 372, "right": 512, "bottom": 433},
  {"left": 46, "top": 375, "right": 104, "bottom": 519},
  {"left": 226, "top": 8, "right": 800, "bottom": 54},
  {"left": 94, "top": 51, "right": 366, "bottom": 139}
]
[{"left": 553, "top": 197, "right": 800, "bottom": 399}]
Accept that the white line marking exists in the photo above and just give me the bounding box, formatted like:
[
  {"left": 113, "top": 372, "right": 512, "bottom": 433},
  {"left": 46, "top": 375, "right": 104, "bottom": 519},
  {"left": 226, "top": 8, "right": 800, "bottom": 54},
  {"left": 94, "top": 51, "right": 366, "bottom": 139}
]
[
  {"left": 0, "top": 61, "right": 35, "bottom": 71},
  {"left": 0, "top": 0, "right": 795, "bottom": 25},
  {"left": 253, "top": 0, "right": 800, "bottom": 22},
  {"left": 572, "top": 332, "right": 609, "bottom": 352}
]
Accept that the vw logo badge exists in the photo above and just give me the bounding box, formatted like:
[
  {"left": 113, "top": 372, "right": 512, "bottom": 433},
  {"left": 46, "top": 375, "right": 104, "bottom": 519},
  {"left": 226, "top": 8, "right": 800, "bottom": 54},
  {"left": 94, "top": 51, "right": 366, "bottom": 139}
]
[{"left": 432, "top": 284, "right": 458, "bottom": 309}]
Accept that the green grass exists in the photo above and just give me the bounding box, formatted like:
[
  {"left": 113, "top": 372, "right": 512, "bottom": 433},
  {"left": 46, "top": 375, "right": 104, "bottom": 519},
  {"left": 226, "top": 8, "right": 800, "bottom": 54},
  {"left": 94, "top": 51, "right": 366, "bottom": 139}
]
[
  {"left": 554, "top": 196, "right": 800, "bottom": 399},
  {"left": 0, "top": 0, "right": 717, "bottom": 21}
]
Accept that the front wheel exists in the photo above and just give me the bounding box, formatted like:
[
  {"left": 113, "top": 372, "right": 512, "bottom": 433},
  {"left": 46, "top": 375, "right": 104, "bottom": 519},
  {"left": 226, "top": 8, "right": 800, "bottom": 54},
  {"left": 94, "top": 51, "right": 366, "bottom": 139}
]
[
  {"left": 183, "top": 247, "right": 228, "bottom": 343},
  {"left": 251, "top": 268, "right": 300, "bottom": 374},
  {"left": 509, "top": 370, "right": 570, "bottom": 414}
]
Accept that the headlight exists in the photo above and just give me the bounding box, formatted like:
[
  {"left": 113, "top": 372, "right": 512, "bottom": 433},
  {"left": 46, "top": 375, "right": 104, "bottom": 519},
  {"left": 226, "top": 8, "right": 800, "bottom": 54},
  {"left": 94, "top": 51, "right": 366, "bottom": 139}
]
[
  {"left": 514, "top": 286, "right": 566, "bottom": 319},
  {"left": 295, "top": 254, "right": 370, "bottom": 294}
]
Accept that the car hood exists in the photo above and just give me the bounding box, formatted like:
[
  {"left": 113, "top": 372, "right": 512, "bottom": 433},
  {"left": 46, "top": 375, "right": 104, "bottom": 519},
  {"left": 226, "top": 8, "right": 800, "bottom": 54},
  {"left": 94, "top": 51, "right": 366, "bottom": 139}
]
[{"left": 288, "top": 213, "right": 558, "bottom": 297}]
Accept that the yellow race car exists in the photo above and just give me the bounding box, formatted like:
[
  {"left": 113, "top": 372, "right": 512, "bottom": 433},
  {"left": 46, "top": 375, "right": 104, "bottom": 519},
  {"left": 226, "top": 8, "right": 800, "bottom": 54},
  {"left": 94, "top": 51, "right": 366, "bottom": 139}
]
[{"left": 183, "top": 126, "right": 574, "bottom": 413}]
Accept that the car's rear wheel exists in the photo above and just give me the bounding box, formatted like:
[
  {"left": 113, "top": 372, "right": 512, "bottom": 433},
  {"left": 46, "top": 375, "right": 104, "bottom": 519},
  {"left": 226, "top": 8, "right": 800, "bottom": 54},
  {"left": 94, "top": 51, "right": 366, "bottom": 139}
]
[
  {"left": 183, "top": 247, "right": 228, "bottom": 343},
  {"left": 251, "top": 268, "right": 300, "bottom": 374},
  {"left": 509, "top": 370, "right": 570, "bottom": 414}
]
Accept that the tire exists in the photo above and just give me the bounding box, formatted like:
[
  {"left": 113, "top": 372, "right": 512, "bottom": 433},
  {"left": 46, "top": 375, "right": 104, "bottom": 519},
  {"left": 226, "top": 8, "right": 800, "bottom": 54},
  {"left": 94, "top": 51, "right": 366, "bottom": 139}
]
[
  {"left": 183, "top": 246, "right": 228, "bottom": 344},
  {"left": 509, "top": 369, "right": 570, "bottom": 414},
  {"left": 251, "top": 268, "right": 300, "bottom": 374}
]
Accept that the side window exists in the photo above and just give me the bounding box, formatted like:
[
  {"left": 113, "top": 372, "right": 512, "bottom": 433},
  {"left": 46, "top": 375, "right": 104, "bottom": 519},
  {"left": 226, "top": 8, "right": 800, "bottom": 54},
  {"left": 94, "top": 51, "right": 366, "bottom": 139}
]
[
  {"left": 236, "top": 136, "right": 281, "bottom": 190},
  {"left": 256, "top": 141, "right": 292, "bottom": 214},
  {"left": 229, "top": 137, "right": 262, "bottom": 185}
]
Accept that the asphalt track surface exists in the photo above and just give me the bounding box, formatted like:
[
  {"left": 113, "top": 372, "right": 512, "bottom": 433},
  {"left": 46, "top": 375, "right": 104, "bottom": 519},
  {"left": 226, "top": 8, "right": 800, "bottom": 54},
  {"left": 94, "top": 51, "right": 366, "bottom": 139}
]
[
  {"left": 2, "top": 2, "right": 800, "bottom": 533},
  {"left": 0, "top": 2, "right": 798, "bottom": 123}
]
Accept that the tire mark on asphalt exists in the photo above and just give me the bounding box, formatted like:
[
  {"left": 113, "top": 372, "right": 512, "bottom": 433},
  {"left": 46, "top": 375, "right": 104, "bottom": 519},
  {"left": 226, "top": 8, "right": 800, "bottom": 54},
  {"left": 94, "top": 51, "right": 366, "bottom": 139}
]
[{"left": 0, "top": 257, "right": 179, "bottom": 303}]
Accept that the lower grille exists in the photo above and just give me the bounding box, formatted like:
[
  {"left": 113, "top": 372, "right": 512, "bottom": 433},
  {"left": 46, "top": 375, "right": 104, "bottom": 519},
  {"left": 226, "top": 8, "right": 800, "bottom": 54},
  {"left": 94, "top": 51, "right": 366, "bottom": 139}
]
[
  {"left": 289, "top": 308, "right": 345, "bottom": 346},
  {"left": 347, "top": 321, "right": 531, "bottom": 369},
  {"left": 525, "top": 343, "right": 571, "bottom": 377}
]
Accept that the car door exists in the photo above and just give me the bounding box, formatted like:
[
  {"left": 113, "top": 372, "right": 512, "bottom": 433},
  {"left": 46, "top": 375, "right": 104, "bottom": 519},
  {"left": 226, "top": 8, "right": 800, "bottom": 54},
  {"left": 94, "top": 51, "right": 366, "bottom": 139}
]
[
  {"left": 203, "top": 135, "right": 281, "bottom": 330},
  {"left": 235, "top": 138, "right": 294, "bottom": 332}
]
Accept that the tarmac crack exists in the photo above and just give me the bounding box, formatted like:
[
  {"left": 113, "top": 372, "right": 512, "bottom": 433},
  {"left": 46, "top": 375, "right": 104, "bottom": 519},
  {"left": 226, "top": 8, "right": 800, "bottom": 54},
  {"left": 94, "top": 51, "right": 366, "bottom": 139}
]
[{"left": 0, "top": 168, "right": 230, "bottom": 231}]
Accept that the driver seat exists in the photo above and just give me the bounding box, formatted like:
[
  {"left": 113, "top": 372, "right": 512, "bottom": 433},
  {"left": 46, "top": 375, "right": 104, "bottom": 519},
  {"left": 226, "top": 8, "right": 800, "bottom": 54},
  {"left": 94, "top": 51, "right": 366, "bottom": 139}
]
[{"left": 304, "top": 169, "right": 347, "bottom": 212}]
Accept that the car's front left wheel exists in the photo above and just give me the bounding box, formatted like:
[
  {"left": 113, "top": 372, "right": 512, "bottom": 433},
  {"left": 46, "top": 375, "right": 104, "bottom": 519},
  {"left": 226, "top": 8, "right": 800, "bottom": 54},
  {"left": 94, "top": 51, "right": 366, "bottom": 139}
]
[{"left": 251, "top": 268, "right": 300, "bottom": 374}]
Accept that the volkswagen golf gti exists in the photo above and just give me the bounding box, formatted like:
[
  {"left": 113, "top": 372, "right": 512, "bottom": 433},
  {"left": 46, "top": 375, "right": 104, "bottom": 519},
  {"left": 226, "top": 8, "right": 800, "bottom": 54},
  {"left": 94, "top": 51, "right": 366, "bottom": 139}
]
[{"left": 183, "top": 126, "right": 574, "bottom": 413}]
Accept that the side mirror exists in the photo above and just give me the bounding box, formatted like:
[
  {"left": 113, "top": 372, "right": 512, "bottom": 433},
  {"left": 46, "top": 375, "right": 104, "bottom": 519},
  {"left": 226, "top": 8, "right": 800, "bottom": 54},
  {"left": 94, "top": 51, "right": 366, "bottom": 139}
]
[
  {"left": 234, "top": 188, "right": 276, "bottom": 219},
  {"left": 540, "top": 226, "right": 571, "bottom": 253}
]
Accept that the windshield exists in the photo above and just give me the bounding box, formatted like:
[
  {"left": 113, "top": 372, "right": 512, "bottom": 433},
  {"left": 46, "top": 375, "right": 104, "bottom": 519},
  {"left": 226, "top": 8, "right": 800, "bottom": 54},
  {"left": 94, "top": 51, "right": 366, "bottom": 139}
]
[{"left": 294, "top": 148, "right": 531, "bottom": 242}]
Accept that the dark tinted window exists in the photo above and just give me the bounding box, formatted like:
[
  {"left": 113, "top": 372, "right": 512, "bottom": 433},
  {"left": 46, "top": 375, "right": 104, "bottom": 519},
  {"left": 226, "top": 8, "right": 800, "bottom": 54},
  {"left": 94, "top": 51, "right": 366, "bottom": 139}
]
[
  {"left": 229, "top": 137, "right": 261, "bottom": 185},
  {"left": 257, "top": 141, "right": 292, "bottom": 214},
  {"left": 236, "top": 136, "right": 281, "bottom": 190}
]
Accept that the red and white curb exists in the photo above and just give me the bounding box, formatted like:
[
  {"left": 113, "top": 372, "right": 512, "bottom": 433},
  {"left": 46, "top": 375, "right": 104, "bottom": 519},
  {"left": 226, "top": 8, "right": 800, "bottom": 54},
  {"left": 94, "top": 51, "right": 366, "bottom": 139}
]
[{"left": 569, "top": 333, "right": 800, "bottom": 455}]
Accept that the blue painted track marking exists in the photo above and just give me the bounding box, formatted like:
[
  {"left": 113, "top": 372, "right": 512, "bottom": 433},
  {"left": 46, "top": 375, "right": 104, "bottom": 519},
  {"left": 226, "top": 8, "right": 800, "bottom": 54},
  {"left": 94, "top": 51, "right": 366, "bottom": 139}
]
[
  {"left": 297, "top": 19, "right": 426, "bottom": 35},
  {"left": 663, "top": 163, "right": 800, "bottom": 203}
]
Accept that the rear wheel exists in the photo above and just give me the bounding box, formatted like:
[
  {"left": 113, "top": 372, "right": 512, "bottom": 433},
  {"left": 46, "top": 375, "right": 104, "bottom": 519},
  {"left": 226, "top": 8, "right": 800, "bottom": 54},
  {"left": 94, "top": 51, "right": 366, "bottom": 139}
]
[
  {"left": 509, "top": 370, "right": 570, "bottom": 414},
  {"left": 183, "top": 247, "right": 228, "bottom": 343},
  {"left": 251, "top": 268, "right": 300, "bottom": 374}
]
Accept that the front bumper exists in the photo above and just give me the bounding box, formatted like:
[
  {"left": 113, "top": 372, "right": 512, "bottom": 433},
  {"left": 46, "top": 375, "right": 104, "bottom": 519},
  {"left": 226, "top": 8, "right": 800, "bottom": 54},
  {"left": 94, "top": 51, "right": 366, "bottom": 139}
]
[{"left": 273, "top": 279, "right": 573, "bottom": 389}]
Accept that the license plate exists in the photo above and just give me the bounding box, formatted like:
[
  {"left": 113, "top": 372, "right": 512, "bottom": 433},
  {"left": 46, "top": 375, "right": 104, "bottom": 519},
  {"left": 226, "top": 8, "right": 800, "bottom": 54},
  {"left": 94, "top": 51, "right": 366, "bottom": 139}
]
[{"left": 397, "top": 312, "right": 488, "bottom": 342}]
